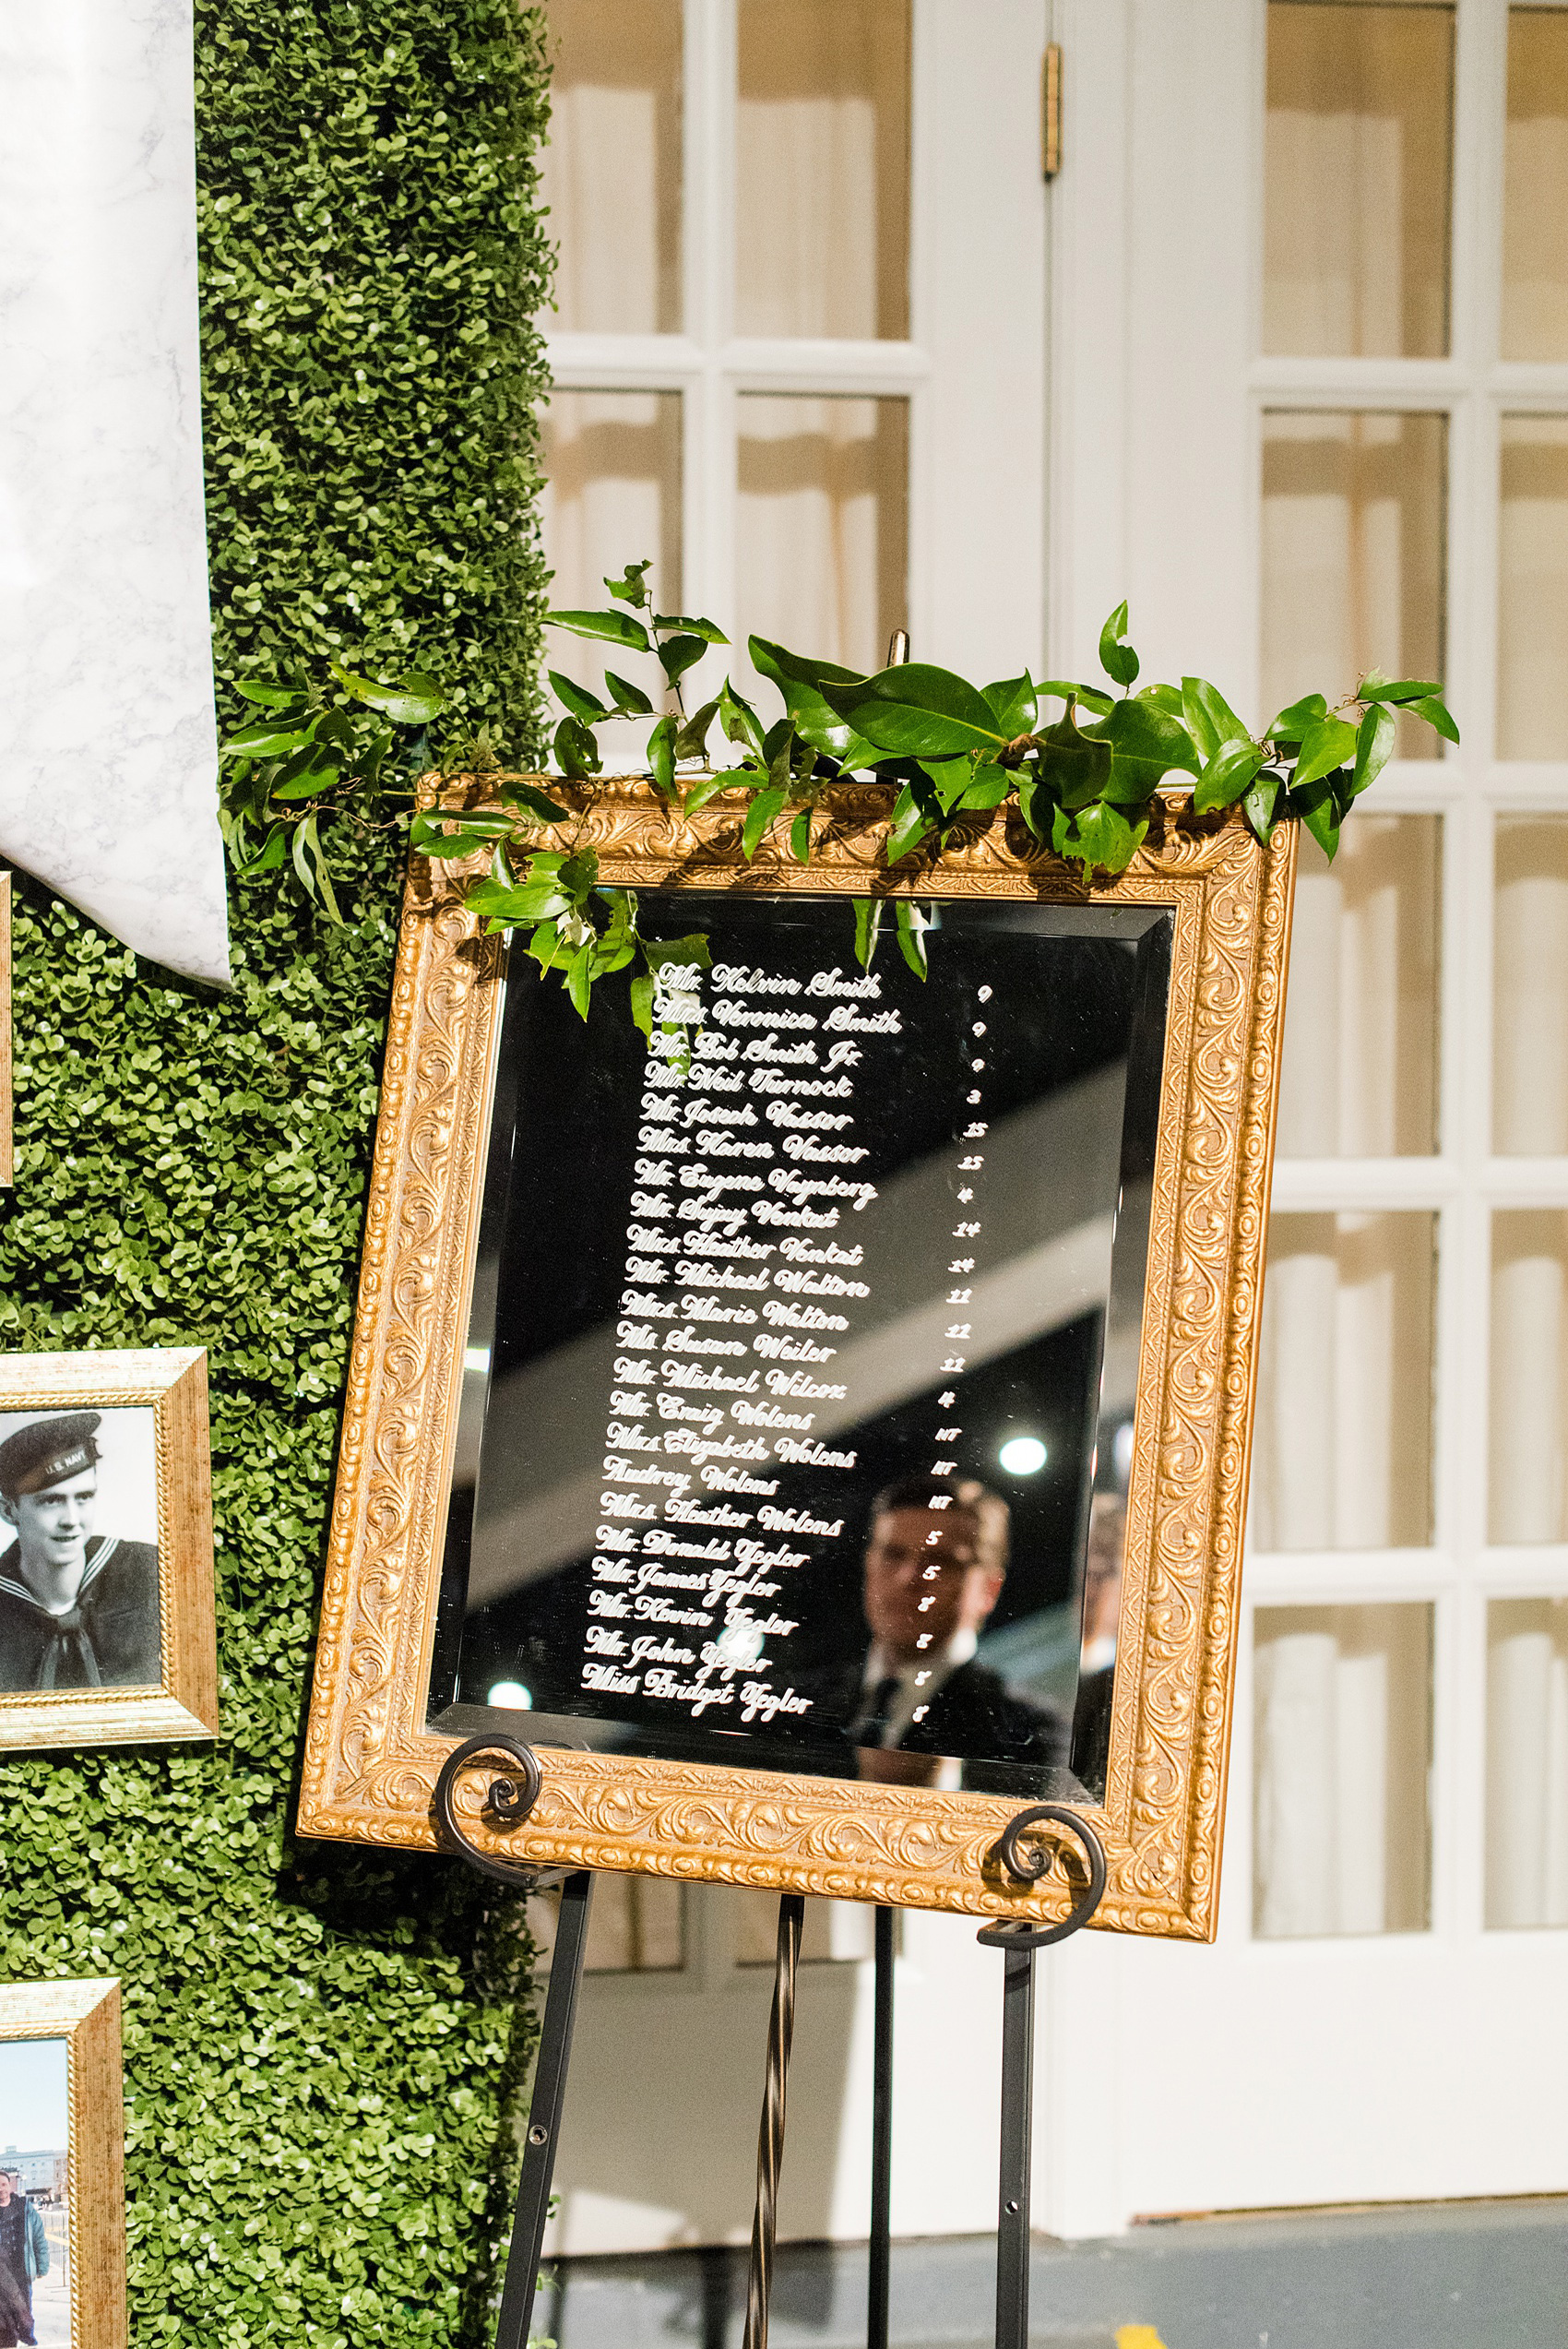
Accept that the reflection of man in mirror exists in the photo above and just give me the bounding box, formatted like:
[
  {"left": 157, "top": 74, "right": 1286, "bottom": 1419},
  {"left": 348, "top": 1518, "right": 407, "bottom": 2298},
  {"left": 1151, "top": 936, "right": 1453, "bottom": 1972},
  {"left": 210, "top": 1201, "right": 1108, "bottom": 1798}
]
[
  {"left": 0, "top": 2167, "right": 46, "bottom": 2348},
  {"left": 0, "top": 1413, "right": 161, "bottom": 1693},
  {"left": 849, "top": 1474, "right": 1070, "bottom": 1784},
  {"left": 1070, "top": 1490, "right": 1125, "bottom": 1771}
]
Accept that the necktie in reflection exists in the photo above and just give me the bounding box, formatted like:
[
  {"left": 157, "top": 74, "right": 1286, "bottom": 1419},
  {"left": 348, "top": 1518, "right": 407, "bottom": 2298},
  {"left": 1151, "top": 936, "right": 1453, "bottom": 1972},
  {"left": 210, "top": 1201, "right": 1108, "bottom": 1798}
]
[{"left": 853, "top": 1674, "right": 902, "bottom": 1747}]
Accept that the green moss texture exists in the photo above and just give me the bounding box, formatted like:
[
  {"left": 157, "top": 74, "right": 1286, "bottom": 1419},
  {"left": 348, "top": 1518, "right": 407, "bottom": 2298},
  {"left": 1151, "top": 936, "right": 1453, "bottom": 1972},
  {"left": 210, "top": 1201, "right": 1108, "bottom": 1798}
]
[{"left": 0, "top": 2, "right": 553, "bottom": 2341}]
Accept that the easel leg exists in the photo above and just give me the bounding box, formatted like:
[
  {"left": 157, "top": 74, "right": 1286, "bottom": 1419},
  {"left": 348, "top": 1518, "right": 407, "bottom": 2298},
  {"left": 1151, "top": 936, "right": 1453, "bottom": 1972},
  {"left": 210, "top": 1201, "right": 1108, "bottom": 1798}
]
[
  {"left": 993, "top": 1939, "right": 1035, "bottom": 2349},
  {"left": 742, "top": 1892, "right": 804, "bottom": 2349},
  {"left": 493, "top": 1869, "right": 595, "bottom": 2349},
  {"left": 867, "top": 1905, "right": 894, "bottom": 2349}
]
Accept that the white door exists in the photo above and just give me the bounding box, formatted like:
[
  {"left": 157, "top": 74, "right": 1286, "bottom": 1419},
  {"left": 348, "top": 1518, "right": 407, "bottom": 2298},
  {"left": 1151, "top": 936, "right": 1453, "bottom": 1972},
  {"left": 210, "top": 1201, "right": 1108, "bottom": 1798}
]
[
  {"left": 533, "top": 0, "right": 1053, "bottom": 2255},
  {"left": 1038, "top": 0, "right": 1568, "bottom": 2235}
]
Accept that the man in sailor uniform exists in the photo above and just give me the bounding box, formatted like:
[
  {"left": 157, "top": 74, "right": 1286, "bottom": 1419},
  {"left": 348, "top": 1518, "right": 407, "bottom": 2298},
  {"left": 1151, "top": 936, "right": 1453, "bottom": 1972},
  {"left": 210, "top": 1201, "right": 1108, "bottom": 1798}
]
[{"left": 0, "top": 1413, "right": 161, "bottom": 1692}]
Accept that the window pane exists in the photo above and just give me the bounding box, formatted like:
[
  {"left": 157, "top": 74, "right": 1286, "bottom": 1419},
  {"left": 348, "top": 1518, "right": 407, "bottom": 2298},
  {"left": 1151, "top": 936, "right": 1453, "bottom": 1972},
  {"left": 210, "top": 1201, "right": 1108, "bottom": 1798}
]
[
  {"left": 1487, "top": 1597, "right": 1568, "bottom": 1928},
  {"left": 735, "top": 0, "right": 910, "bottom": 340},
  {"left": 735, "top": 396, "right": 908, "bottom": 679},
  {"left": 541, "top": 0, "right": 683, "bottom": 334},
  {"left": 1253, "top": 1603, "right": 1432, "bottom": 1938},
  {"left": 1261, "top": 411, "right": 1446, "bottom": 760},
  {"left": 530, "top": 1875, "right": 685, "bottom": 1973},
  {"left": 1277, "top": 815, "right": 1441, "bottom": 1157},
  {"left": 1494, "top": 820, "right": 1568, "bottom": 1152},
  {"left": 1251, "top": 1212, "right": 1435, "bottom": 1551},
  {"left": 1491, "top": 1212, "right": 1568, "bottom": 1544},
  {"left": 1264, "top": 2, "right": 1454, "bottom": 358},
  {"left": 1503, "top": 9, "right": 1568, "bottom": 360},
  {"left": 1497, "top": 418, "right": 1568, "bottom": 760}
]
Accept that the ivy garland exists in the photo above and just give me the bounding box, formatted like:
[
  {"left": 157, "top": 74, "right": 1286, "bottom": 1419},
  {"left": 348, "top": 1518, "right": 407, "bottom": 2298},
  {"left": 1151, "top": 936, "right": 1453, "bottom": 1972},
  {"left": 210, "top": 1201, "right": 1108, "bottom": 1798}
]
[{"left": 0, "top": 1, "right": 553, "bottom": 2343}]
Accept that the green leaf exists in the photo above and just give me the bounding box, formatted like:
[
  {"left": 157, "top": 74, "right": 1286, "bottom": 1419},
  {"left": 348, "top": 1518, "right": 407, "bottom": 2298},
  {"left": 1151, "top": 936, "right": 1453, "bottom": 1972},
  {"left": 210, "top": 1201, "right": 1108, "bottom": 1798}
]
[
  {"left": 959, "top": 762, "right": 1013, "bottom": 812},
  {"left": 552, "top": 714, "right": 601, "bottom": 781},
  {"left": 1037, "top": 678, "right": 1115, "bottom": 717},
  {"left": 643, "top": 931, "right": 713, "bottom": 977},
  {"left": 1406, "top": 692, "right": 1460, "bottom": 745},
  {"left": 981, "top": 673, "right": 1036, "bottom": 736},
  {"left": 885, "top": 783, "right": 935, "bottom": 864},
  {"left": 547, "top": 606, "right": 653, "bottom": 652},
  {"left": 719, "top": 680, "right": 766, "bottom": 754},
  {"left": 234, "top": 681, "right": 308, "bottom": 709},
  {"left": 852, "top": 898, "right": 883, "bottom": 970},
  {"left": 1098, "top": 601, "right": 1140, "bottom": 689},
  {"left": 629, "top": 972, "right": 655, "bottom": 1039},
  {"left": 1193, "top": 739, "right": 1266, "bottom": 813},
  {"left": 894, "top": 900, "right": 929, "bottom": 980},
  {"left": 603, "top": 669, "right": 655, "bottom": 716},
  {"left": 821, "top": 662, "right": 1008, "bottom": 760},
  {"left": 1035, "top": 703, "right": 1113, "bottom": 808},
  {"left": 239, "top": 826, "right": 287, "bottom": 875},
  {"left": 1182, "top": 676, "right": 1252, "bottom": 764},
  {"left": 467, "top": 876, "right": 570, "bottom": 924},
  {"left": 1063, "top": 800, "right": 1146, "bottom": 879},
  {"left": 525, "top": 918, "right": 567, "bottom": 974},
  {"left": 657, "top": 633, "right": 707, "bottom": 686},
  {"left": 272, "top": 749, "right": 344, "bottom": 801},
  {"left": 1139, "top": 683, "right": 1184, "bottom": 717},
  {"left": 564, "top": 938, "right": 595, "bottom": 1019},
  {"left": 789, "top": 805, "right": 814, "bottom": 864},
  {"left": 496, "top": 780, "right": 571, "bottom": 825},
  {"left": 604, "top": 560, "right": 652, "bottom": 606},
  {"left": 1289, "top": 715, "right": 1360, "bottom": 793},
  {"left": 1360, "top": 675, "right": 1441, "bottom": 706},
  {"left": 410, "top": 806, "right": 517, "bottom": 857},
  {"left": 1267, "top": 692, "right": 1329, "bottom": 744},
  {"left": 1297, "top": 788, "right": 1341, "bottom": 861},
  {"left": 674, "top": 698, "right": 719, "bottom": 760},
  {"left": 683, "top": 772, "right": 739, "bottom": 815},
  {"left": 557, "top": 848, "right": 600, "bottom": 900},
  {"left": 654, "top": 614, "right": 729, "bottom": 644},
  {"left": 1243, "top": 770, "right": 1284, "bottom": 845},
  {"left": 749, "top": 637, "right": 880, "bottom": 769},
  {"left": 549, "top": 670, "right": 611, "bottom": 724},
  {"left": 1083, "top": 696, "right": 1201, "bottom": 802},
  {"left": 647, "top": 712, "right": 678, "bottom": 799},
  {"left": 742, "top": 782, "right": 790, "bottom": 860},
  {"left": 328, "top": 662, "right": 445, "bottom": 725},
  {"left": 1348, "top": 701, "right": 1396, "bottom": 802},
  {"left": 221, "top": 718, "right": 313, "bottom": 757}
]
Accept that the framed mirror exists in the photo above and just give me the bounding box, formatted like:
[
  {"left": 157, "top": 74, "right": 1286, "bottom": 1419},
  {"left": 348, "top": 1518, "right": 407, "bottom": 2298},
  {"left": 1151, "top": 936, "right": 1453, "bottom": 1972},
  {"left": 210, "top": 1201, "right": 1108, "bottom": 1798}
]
[{"left": 300, "top": 778, "right": 1296, "bottom": 1938}]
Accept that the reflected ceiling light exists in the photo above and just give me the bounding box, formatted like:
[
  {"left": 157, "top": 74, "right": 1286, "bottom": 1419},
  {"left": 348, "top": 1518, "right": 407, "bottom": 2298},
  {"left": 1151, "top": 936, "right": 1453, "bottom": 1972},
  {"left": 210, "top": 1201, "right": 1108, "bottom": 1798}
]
[
  {"left": 998, "top": 1436, "right": 1048, "bottom": 1475},
  {"left": 487, "top": 1680, "right": 533, "bottom": 1711}
]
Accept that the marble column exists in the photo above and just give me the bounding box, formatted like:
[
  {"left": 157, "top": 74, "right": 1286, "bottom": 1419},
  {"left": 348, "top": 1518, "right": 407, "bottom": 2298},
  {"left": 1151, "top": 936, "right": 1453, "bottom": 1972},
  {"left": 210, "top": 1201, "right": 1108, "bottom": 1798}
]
[{"left": 0, "top": 0, "right": 228, "bottom": 986}]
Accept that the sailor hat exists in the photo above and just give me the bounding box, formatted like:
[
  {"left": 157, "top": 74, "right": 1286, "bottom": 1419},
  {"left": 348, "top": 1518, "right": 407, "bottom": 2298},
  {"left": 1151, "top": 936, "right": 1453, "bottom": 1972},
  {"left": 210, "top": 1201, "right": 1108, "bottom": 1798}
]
[{"left": 0, "top": 1412, "right": 102, "bottom": 1500}]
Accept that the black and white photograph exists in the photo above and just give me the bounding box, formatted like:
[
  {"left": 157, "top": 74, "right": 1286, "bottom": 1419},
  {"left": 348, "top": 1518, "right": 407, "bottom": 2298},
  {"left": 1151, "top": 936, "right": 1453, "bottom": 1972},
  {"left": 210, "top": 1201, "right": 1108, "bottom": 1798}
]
[
  {"left": 0, "top": 2037, "right": 69, "bottom": 2349},
  {"left": 0, "top": 1412, "right": 160, "bottom": 1699}
]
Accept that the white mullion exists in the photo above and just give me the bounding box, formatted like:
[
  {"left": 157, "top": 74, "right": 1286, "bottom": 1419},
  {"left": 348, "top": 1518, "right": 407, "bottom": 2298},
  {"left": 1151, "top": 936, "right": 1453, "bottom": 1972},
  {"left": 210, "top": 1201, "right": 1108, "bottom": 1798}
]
[
  {"left": 545, "top": 334, "right": 704, "bottom": 389},
  {"left": 1249, "top": 357, "right": 1465, "bottom": 407},
  {"left": 721, "top": 339, "right": 928, "bottom": 395},
  {"left": 1243, "top": 1550, "right": 1457, "bottom": 1604},
  {"left": 1269, "top": 1161, "right": 1457, "bottom": 1212}
]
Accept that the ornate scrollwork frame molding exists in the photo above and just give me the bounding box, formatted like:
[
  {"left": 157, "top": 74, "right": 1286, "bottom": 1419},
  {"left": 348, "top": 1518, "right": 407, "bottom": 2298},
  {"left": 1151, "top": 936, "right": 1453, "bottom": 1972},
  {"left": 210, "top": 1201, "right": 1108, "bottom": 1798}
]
[{"left": 298, "top": 776, "right": 1296, "bottom": 1940}]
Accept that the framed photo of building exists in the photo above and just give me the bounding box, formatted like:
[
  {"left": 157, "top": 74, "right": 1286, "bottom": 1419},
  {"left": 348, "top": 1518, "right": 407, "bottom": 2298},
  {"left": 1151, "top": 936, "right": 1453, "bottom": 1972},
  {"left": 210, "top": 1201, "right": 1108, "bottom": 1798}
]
[
  {"left": 0, "top": 1351, "right": 217, "bottom": 1751},
  {"left": 0, "top": 1978, "right": 126, "bottom": 2349},
  {"left": 299, "top": 779, "right": 1296, "bottom": 1940}
]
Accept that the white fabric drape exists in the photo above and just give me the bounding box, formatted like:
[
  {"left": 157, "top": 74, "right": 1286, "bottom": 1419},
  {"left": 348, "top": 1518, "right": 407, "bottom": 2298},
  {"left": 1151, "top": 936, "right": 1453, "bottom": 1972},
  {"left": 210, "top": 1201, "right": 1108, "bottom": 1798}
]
[
  {"left": 1251, "top": 1212, "right": 1434, "bottom": 1553},
  {"left": 1503, "top": 9, "right": 1568, "bottom": 362},
  {"left": 540, "top": 0, "right": 683, "bottom": 334},
  {"left": 1493, "top": 820, "right": 1568, "bottom": 1150},
  {"left": 1497, "top": 426, "right": 1568, "bottom": 762},
  {"left": 1253, "top": 1604, "right": 1431, "bottom": 1938},
  {"left": 1491, "top": 1212, "right": 1568, "bottom": 1546},
  {"left": 1487, "top": 1600, "right": 1568, "bottom": 1930},
  {"left": 1276, "top": 816, "right": 1440, "bottom": 1159},
  {"left": 0, "top": 0, "right": 228, "bottom": 984},
  {"left": 735, "top": 395, "right": 908, "bottom": 680}
]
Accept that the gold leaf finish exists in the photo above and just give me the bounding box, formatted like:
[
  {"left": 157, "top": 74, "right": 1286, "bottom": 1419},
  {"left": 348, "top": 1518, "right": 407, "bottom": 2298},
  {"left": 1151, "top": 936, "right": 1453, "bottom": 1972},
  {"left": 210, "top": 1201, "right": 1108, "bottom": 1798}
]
[{"left": 299, "top": 778, "right": 1296, "bottom": 1938}]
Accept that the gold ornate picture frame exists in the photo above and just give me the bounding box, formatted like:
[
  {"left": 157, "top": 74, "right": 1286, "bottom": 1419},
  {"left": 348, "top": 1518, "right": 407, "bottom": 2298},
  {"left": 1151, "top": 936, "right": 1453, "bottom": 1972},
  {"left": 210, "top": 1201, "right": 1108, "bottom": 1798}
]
[
  {"left": 0, "top": 1977, "right": 127, "bottom": 2349},
  {"left": 300, "top": 779, "right": 1296, "bottom": 1941},
  {"left": 0, "top": 1349, "right": 218, "bottom": 1751}
]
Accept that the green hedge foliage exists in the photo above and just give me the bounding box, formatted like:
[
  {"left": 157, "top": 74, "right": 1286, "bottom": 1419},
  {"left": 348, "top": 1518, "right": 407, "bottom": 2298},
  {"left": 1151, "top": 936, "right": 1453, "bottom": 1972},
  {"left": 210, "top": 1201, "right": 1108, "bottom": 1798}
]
[{"left": 0, "top": 3, "right": 553, "bottom": 2343}]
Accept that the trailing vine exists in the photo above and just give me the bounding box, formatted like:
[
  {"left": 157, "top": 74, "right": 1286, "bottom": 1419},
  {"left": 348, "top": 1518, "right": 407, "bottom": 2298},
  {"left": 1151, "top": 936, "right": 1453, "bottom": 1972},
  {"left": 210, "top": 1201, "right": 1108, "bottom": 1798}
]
[{"left": 221, "top": 560, "right": 1458, "bottom": 1023}]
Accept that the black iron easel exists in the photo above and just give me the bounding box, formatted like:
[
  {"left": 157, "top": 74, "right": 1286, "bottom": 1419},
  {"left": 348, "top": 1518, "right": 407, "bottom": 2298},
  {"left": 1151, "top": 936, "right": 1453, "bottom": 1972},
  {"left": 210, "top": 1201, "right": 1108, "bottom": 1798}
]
[{"left": 434, "top": 1739, "right": 1107, "bottom": 2349}]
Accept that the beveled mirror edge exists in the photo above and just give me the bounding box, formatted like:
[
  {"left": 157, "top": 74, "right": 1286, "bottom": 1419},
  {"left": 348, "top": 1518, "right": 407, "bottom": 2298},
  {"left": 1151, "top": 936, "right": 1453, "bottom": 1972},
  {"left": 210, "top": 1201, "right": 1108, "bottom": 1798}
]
[{"left": 298, "top": 778, "right": 1297, "bottom": 1939}]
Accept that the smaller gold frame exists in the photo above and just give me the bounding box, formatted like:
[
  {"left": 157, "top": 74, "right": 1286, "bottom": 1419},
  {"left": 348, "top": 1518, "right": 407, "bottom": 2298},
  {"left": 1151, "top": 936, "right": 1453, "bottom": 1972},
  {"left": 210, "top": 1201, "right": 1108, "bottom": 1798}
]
[
  {"left": 0, "top": 1976, "right": 127, "bottom": 2349},
  {"left": 301, "top": 779, "right": 1297, "bottom": 1940},
  {"left": 0, "top": 1350, "right": 217, "bottom": 1751}
]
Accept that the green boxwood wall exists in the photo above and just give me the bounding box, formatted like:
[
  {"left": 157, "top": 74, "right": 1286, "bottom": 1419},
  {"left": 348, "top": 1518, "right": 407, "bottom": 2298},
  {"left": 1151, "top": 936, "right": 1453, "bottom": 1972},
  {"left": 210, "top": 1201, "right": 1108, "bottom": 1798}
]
[{"left": 0, "top": 3, "right": 553, "bottom": 2343}]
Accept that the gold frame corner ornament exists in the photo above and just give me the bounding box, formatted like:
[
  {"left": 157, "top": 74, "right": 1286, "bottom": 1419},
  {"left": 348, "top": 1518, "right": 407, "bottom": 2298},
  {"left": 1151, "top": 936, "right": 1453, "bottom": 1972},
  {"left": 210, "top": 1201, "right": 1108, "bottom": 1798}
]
[
  {"left": 0, "top": 1348, "right": 218, "bottom": 1752},
  {"left": 0, "top": 1976, "right": 127, "bottom": 2349},
  {"left": 299, "top": 779, "right": 1297, "bottom": 1942}
]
